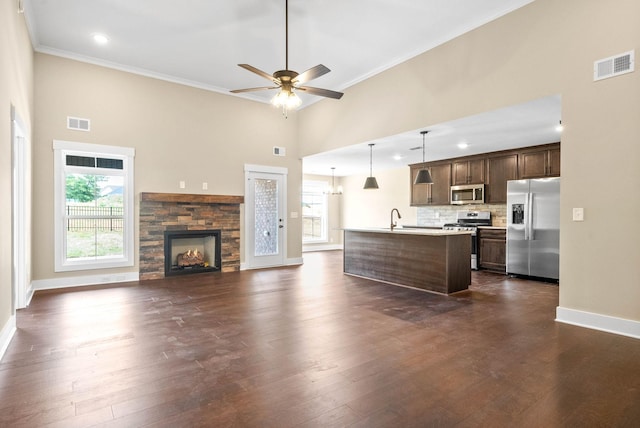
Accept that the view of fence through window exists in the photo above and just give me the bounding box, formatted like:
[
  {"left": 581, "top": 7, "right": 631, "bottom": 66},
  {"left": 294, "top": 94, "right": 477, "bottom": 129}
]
[
  {"left": 302, "top": 181, "right": 327, "bottom": 243},
  {"left": 65, "top": 173, "right": 124, "bottom": 259}
]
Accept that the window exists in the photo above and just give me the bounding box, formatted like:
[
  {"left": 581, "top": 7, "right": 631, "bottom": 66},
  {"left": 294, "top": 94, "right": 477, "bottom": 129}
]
[
  {"left": 302, "top": 180, "right": 328, "bottom": 243},
  {"left": 53, "top": 140, "right": 135, "bottom": 271}
]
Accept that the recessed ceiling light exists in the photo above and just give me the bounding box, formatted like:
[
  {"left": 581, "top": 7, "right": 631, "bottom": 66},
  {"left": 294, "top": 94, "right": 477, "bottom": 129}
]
[
  {"left": 92, "top": 33, "right": 109, "bottom": 45},
  {"left": 457, "top": 142, "right": 469, "bottom": 149},
  {"left": 393, "top": 154, "right": 403, "bottom": 161}
]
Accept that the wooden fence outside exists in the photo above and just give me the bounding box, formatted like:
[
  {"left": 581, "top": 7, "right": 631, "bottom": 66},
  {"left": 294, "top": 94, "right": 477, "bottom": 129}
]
[{"left": 66, "top": 205, "right": 123, "bottom": 231}]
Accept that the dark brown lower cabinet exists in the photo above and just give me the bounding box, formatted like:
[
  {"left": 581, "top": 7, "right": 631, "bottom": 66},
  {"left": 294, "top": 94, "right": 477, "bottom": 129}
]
[{"left": 478, "top": 228, "right": 506, "bottom": 273}]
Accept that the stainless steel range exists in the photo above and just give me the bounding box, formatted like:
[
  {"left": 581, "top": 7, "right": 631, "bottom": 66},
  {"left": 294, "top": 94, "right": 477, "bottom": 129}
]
[{"left": 443, "top": 211, "right": 492, "bottom": 270}]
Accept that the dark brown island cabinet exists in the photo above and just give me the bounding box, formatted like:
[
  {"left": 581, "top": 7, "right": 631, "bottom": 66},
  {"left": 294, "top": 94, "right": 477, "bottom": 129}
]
[{"left": 343, "top": 228, "right": 471, "bottom": 294}]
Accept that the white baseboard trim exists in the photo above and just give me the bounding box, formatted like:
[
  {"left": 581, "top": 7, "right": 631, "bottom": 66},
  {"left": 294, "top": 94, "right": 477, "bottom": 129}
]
[
  {"left": 303, "top": 244, "right": 343, "bottom": 252},
  {"left": 0, "top": 315, "right": 17, "bottom": 362},
  {"left": 556, "top": 306, "right": 640, "bottom": 340},
  {"left": 240, "top": 257, "right": 304, "bottom": 271},
  {"left": 31, "top": 272, "right": 140, "bottom": 292},
  {"left": 25, "top": 284, "right": 35, "bottom": 307}
]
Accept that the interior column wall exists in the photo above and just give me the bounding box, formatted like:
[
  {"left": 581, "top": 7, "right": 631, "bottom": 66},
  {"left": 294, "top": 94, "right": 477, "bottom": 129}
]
[
  {"left": 0, "top": 2, "right": 34, "bottom": 336},
  {"left": 298, "top": 0, "right": 640, "bottom": 322}
]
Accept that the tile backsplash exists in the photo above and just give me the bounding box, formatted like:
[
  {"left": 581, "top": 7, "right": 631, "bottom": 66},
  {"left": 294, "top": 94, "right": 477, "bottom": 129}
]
[{"left": 416, "top": 204, "right": 507, "bottom": 227}]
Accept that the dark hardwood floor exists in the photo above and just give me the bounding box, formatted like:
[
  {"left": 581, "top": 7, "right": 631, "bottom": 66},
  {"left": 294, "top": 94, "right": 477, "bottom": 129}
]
[{"left": 1, "top": 250, "right": 639, "bottom": 427}]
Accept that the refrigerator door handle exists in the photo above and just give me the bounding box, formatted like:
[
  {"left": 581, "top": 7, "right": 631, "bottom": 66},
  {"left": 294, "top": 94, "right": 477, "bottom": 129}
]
[
  {"left": 524, "top": 193, "right": 532, "bottom": 240},
  {"left": 528, "top": 192, "right": 534, "bottom": 241}
]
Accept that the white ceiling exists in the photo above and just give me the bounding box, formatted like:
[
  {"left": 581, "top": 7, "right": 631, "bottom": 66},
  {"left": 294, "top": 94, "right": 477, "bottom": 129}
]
[
  {"left": 304, "top": 95, "right": 562, "bottom": 176},
  {"left": 22, "top": 0, "right": 555, "bottom": 176}
]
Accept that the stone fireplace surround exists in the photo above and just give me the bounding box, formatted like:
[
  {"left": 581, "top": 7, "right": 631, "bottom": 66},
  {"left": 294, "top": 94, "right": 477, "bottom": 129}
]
[{"left": 139, "top": 192, "right": 243, "bottom": 280}]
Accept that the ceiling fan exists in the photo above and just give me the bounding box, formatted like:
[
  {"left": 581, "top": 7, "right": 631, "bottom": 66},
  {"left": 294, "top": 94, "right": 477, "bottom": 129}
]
[{"left": 230, "top": 0, "right": 343, "bottom": 112}]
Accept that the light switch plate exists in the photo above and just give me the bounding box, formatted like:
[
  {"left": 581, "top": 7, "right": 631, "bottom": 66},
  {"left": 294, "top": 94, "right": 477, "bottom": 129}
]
[
  {"left": 572, "top": 208, "right": 584, "bottom": 221},
  {"left": 290, "top": 211, "right": 299, "bottom": 219}
]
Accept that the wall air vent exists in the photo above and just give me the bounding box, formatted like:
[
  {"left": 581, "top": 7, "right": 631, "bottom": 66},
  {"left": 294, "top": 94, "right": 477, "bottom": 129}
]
[
  {"left": 273, "top": 146, "right": 286, "bottom": 156},
  {"left": 594, "top": 50, "right": 634, "bottom": 81},
  {"left": 67, "top": 116, "right": 90, "bottom": 131}
]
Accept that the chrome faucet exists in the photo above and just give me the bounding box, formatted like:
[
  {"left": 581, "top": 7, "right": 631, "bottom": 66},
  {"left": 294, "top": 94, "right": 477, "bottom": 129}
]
[{"left": 390, "top": 208, "right": 402, "bottom": 231}]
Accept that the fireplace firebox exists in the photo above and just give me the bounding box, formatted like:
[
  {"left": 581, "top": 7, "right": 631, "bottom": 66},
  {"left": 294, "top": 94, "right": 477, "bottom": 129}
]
[{"left": 164, "top": 230, "right": 221, "bottom": 276}]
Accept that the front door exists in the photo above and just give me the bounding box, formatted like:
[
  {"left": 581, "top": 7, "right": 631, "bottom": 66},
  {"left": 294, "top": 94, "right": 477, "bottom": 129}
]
[{"left": 244, "top": 165, "right": 287, "bottom": 269}]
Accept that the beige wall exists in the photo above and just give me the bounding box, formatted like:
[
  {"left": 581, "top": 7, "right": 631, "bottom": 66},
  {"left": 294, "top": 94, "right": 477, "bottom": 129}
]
[
  {"left": 340, "top": 168, "right": 417, "bottom": 229},
  {"left": 1, "top": 3, "right": 33, "bottom": 333},
  {"left": 299, "top": 0, "right": 640, "bottom": 322},
  {"left": 33, "top": 54, "right": 302, "bottom": 281}
]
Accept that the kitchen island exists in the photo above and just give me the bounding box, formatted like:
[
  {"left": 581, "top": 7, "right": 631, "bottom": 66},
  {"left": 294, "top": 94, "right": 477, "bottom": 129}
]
[{"left": 343, "top": 228, "right": 471, "bottom": 294}]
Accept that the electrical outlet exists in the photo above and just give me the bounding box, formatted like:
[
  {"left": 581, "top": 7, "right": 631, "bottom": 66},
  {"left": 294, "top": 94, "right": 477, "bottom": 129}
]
[
  {"left": 202, "top": 182, "right": 208, "bottom": 190},
  {"left": 572, "top": 208, "right": 584, "bottom": 221},
  {"left": 179, "top": 181, "right": 185, "bottom": 189}
]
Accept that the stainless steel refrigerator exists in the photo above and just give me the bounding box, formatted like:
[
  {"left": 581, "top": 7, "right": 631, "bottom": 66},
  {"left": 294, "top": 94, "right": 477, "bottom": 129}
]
[{"left": 506, "top": 178, "right": 560, "bottom": 280}]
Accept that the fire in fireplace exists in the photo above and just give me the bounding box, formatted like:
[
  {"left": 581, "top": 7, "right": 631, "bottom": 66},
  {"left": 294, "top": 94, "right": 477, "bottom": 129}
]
[{"left": 164, "top": 230, "right": 222, "bottom": 276}]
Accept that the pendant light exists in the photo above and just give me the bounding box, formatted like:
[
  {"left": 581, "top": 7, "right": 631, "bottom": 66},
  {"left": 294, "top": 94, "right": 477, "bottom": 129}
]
[
  {"left": 363, "top": 143, "right": 379, "bottom": 189},
  {"left": 414, "top": 131, "right": 434, "bottom": 185},
  {"left": 325, "top": 167, "right": 343, "bottom": 195}
]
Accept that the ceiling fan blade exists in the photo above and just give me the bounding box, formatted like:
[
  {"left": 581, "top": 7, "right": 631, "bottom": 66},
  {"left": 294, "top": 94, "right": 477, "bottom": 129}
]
[
  {"left": 238, "top": 64, "right": 278, "bottom": 83},
  {"left": 230, "top": 86, "right": 280, "bottom": 94},
  {"left": 297, "top": 86, "right": 344, "bottom": 100},
  {"left": 294, "top": 64, "right": 330, "bottom": 85}
]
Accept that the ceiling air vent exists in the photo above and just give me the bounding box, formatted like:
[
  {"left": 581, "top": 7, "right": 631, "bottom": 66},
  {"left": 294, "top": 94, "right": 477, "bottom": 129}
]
[
  {"left": 67, "top": 116, "right": 90, "bottom": 131},
  {"left": 594, "top": 50, "right": 634, "bottom": 81}
]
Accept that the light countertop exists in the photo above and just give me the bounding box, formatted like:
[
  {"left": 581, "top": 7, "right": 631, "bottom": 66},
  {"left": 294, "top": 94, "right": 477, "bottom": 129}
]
[{"left": 343, "top": 227, "right": 472, "bottom": 236}]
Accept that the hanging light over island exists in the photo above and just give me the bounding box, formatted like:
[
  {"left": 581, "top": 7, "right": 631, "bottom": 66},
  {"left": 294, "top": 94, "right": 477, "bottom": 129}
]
[
  {"left": 363, "top": 143, "right": 379, "bottom": 189},
  {"left": 414, "top": 131, "right": 434, "bottom": 185},
  {"left": 325, "top": 167, "right": 343, "bottom": 195}
]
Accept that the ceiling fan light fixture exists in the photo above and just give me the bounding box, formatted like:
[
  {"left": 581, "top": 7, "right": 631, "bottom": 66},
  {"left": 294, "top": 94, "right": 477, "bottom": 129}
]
[
  {"left": 230, "top": 0, "right": 343, "bottom": 114},
  {"left": 271, "top": 88, "right": 301, "bottom": 110}
]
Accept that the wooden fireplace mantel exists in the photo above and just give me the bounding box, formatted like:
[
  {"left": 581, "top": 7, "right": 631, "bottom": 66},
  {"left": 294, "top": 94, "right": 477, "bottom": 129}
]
[{"left": 140, "top": 192, "right": 244, "bottom": 204}]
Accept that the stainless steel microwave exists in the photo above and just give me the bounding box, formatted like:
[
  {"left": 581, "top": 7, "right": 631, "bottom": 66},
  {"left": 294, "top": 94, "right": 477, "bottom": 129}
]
[{"left": 451, "top": 184, "right": 485, "bottom": 205}]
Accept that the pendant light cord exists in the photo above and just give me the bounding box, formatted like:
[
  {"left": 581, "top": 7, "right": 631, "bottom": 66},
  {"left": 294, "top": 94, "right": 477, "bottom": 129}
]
[
  {"left": 421, "top": 130, "right": 428, "bottom": 162},
  {"left": 369, "top": 144, "right": 374, "bottom": 176}
]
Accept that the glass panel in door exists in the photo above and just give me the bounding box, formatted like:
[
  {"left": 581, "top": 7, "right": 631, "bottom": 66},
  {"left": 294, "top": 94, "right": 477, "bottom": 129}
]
[{"left": 254, "top": 177, "right": 279, "bottom": 257}]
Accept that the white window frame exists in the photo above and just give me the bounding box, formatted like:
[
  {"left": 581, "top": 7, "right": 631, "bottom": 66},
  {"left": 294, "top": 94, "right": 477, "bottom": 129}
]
[
  {"left": 302, "top": 180, "right": 329, "bottom": 244},
  {"left": 53, "top": 140, "right": 135, "bottom": 272}
]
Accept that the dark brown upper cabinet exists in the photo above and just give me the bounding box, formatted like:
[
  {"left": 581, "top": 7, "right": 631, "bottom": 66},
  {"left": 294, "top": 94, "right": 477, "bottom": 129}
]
[
  {"left": 410, "top": 162, "right": 451, "bottom": 206},
  {"left": 485, "top": 154, "right": 518, "bottom": 203},
  {"left": 518, "top": 143, "right": 561, "bottom": 179},
  {"left": 409, "top": 143, "right": 560, "bottom": 206},
  {"left": 452, "top": 158, "right": 485, "bottom": 185}
]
